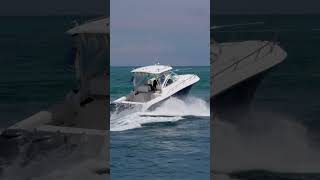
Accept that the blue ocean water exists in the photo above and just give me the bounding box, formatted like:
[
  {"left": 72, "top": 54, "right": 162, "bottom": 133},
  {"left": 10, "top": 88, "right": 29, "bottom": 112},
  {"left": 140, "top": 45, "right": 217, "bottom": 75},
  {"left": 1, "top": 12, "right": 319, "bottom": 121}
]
[
  {"left": 0, "top": 16, "right": 93, "bottom": 128},
  {"left": 110, "top": 66, "right": 210, "bottom": 179}
]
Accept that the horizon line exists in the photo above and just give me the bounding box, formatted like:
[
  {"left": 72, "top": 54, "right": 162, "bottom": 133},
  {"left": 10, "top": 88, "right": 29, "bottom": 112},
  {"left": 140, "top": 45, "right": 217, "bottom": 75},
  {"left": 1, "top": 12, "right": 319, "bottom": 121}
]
[
  {"left": 110, "top": 65, "right": 209, "bottom": 67},
  {"left": 0, "top": 14, "right": 106, "bottom": 17},
  {"left": 211, "top": 12, "right": 320, "bottom": 15}
]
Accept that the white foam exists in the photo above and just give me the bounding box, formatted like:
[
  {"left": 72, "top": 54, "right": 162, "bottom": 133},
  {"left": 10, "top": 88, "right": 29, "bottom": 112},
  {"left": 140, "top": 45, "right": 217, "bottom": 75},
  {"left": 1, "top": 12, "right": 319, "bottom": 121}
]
[
  {"left": 1, "top": 134, "right": 108, "bottom": 180},
  {"left": 213, "top": 111, "right": 320, "bottom": 173},
  {"left": 110, "top": 96, "right": 209, "bottom": 131}
]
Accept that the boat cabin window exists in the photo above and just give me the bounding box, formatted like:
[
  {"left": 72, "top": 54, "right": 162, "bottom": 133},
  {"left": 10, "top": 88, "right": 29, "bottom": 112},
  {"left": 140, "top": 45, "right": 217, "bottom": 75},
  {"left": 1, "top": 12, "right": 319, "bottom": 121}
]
[
  {"left": 132, "top": 72, "right": 175, "bottom": 91},
  {"left": 133, "top": 73, "right": 152, "bottom": 88},
  {"left": 163, "top": 72, "right": 177, "bottom": 87},
  {"left": 165, "top": 78, "right": 173, "bottom": 87},
  {"left": 133, "top": 72, "right": 160, "bottom": 91}
]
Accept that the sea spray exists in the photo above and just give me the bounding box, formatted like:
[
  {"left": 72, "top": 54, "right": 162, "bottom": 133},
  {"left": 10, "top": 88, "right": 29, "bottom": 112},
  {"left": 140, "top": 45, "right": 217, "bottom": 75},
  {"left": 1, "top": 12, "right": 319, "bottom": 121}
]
[
  {"left": 0, "top": 132, "right": 108, "bottom": 180},
  {"left": 213, "top": 110, "right": 320, "bottom": 174},
  {"left": 110, "top": 96, "right": 209, "bottom": 131}
]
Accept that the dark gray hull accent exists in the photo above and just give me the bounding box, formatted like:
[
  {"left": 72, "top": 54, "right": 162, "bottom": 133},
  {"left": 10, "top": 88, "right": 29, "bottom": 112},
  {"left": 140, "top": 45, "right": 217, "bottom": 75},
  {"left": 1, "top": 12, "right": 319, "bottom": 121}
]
[{"left": 211, "top": 71, "right": 268, "bottom": 122}]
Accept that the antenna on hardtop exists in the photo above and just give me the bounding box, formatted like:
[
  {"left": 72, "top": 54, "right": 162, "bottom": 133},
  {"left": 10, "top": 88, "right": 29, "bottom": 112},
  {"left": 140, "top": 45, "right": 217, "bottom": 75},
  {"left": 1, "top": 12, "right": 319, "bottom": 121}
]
[{"left": 156, "top": 58, "right": 160, "bottom": 65}]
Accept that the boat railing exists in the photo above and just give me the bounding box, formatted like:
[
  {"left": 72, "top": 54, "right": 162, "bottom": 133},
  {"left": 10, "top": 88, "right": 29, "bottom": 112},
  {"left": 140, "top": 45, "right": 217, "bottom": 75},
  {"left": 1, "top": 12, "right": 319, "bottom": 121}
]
[{"left": 213, "top": 39, "right": 277, "bottom": 78}]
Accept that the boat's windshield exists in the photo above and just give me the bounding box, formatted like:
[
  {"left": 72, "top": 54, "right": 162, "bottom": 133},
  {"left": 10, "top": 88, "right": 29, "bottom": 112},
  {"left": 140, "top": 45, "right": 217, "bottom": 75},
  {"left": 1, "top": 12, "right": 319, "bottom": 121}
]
[
  {"left": 132, "top": 70, "right": 176, "bottom": 89},
  {"left": 133, "top": 73, "right": 157, "bottom": 88}
]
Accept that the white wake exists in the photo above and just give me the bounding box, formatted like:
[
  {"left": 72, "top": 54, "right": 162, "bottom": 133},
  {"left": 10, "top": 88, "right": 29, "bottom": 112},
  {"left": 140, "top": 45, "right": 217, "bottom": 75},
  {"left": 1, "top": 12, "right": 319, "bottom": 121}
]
[
  {"left": 213, "top": 110, "right": 320, "bottom": 174},
  {"left": 1, "top": 134, "right": 108, "bottom": 180},
  {"left": 110, "top": 96, "right": 209, "bottom": 131}
]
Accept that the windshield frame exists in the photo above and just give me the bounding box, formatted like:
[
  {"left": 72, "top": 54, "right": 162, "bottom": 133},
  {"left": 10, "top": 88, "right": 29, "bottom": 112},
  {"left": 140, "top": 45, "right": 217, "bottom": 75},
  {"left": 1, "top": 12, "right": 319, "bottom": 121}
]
[
  {"left": 162, "top": 71, "right": 177, "bottom": 88},
  {"left": 132, "top": 71, "right": 174, "bottom": 90}
]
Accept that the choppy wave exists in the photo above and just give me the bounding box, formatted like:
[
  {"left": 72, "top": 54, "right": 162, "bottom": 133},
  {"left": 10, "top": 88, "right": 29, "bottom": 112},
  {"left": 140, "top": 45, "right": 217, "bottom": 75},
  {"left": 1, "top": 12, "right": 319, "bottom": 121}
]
[
  {"left": 0, "top": 132, "right": 108, "bottom": 180},
  {"left": 213, "top": 110, "right": 320, "bottom": 174},
  {"left": 110, "top": 96, "right": 209, "bottom": 131}
]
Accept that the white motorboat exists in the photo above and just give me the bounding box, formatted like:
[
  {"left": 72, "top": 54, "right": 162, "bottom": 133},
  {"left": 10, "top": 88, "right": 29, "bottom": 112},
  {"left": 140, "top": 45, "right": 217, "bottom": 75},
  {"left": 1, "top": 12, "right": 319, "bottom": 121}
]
[
  {"left": 7, "top": 17, "right": 109, "bottom": 134},
  {"left": 112, "top": 64, "right": 200, "bottom": 112},
  {"left": 0, "top": 17, "right": 110, "bottom": 177},
  {"left": 210, "top": 23, "right": 287, "bottom": 120}
]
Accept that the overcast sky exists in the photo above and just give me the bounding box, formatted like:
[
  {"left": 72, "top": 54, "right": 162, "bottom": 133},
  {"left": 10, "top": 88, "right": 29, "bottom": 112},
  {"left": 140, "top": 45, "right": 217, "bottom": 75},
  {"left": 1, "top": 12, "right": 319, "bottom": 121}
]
[{"left": 110, "top": 0, "right": 210, "bottom": 66}]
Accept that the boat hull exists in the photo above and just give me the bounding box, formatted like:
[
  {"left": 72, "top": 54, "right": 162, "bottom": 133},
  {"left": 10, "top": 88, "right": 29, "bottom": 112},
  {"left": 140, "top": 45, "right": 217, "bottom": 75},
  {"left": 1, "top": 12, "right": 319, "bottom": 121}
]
[
  {"left": 172, "top": 84, "right": 193, "bottom": 98},
  {"left": 112, "top": 84, "right": 195, "bottom": 113},
  {"left": 147, "top": 84, "right": 194, "bottom": 111},
  {"left": 211, "top": 71, "right": 268, "bottom": 122}
]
